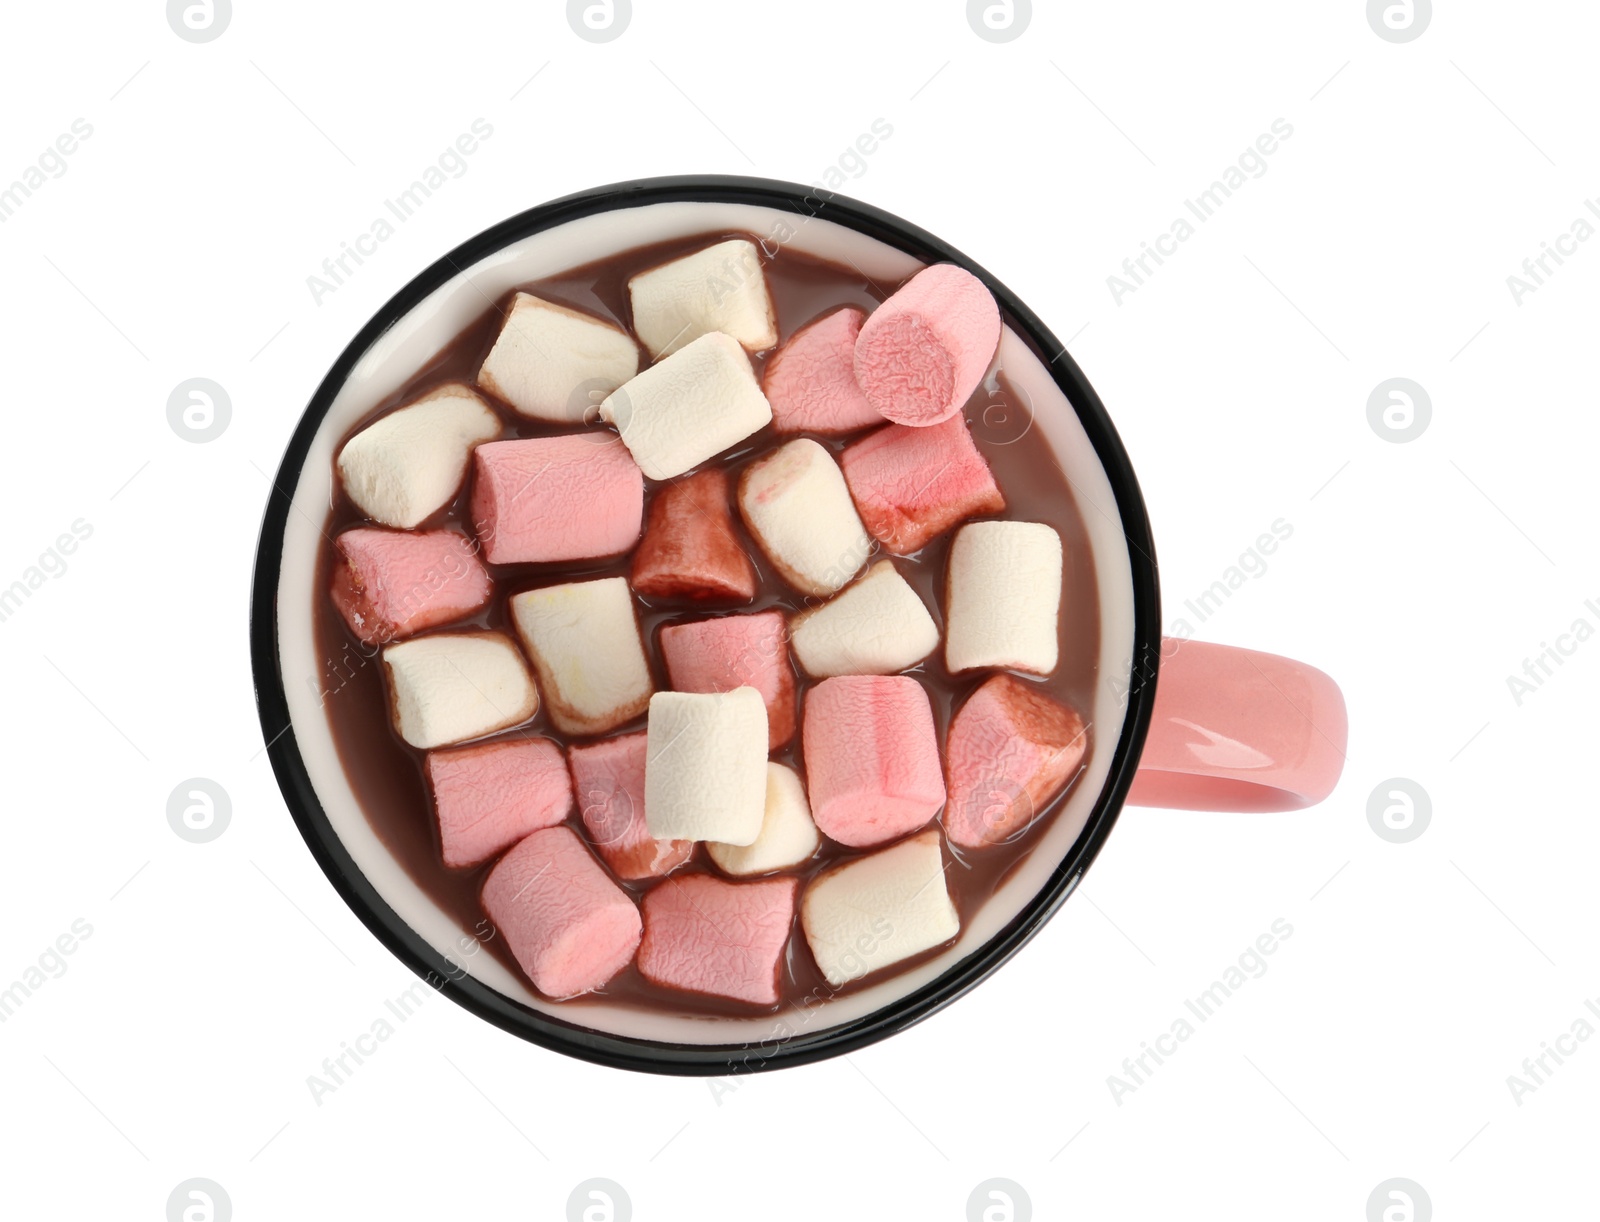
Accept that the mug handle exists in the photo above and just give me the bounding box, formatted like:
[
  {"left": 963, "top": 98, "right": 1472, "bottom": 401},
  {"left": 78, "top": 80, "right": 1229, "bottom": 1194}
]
[{"left": 1126, "top": 639, "right": 1347, "bottom": 812}]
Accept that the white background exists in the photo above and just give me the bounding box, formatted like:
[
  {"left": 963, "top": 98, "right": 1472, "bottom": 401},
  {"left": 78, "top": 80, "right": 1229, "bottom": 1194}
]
[{"left": 1, "top": 1, "right": 1594, "bottom": 1218}]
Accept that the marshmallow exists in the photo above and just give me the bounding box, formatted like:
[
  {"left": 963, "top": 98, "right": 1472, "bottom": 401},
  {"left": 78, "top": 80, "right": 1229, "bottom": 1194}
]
[
  {"left": 853, "top": 264, "right": 1000, "bottom": 427},
  {"left": 630, "top": 468, "right": 757, "bottom": 602},
  {"left": 638, "top": 874, "right": 798, "bottom": 1005},
  {"left": 944, "top": 675, "right": 1088, "bottom": 850},
  {"left": 762, "top": 306, "right": 884, "bottom": 434},
  {"left": 789, "top": 561, "right": 940, "bottom": 678},
  {"left": 802, "top": 675, "right": 945, "bottom": 848},
  {"left": 628, "top": 239, "right": 778, "bottom": 358},
  {"left": 425, "top": 738, "right": 572, "bottom": 868},
  {"left": 337, "top": 383, "right": 501, "bottom": 528},
  {"left": 658, "top": 611, "right": 796, "bottom": 749},
  {"left": 481, "top": 826, "right": 641, "bottom": 998},
  {"left": 330, "top": 527, "right": 490, "bottom": 646},
  {"left": 737, "top": 438, "right": 870, "bottom": 596},
  {"left": 477, "top": 292, "right": 639, "bottom": 423},
  {"left": 601, "top": 332, "right": 773, "bottom": 480},
  {"left": 568, "top": 731, "right": 694, "bottom": 880},
  {"left": 840, "top": 415, "right": 1005, "bottom": 555},
  {"left": 383, "top": 631, "right": 538, "bottom": 749},
  {"left": 945, "top": 521, "right": 1063, "bottom": 675},
  {"left": 509, "top": 577, "right": 653, "bottom": 735},
  {"left": 643, "top": 688, "right": 768, "bottom": 845},
  {"left": 470, "top": 433, "right": 643, "bottom": 564},
  {"left": 707, "top": 762, "right": 821, "bottom": 877},
  {"left": 800, "top": 830, "right": 959, "bottom": 987}
]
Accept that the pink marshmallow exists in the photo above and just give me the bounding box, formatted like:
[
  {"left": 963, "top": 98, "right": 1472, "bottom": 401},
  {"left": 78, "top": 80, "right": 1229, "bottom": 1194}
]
[
  {"left": 568, "top": 731, "right": 694, "bottom": 880},
  {"left": 802, "top": 675, "right": 946, "bottom": 848},
  {"left": 630, "top": 468, "right": 757, "bottom": 602},
  {"left": 761, "top": 307, "right": 884, "bottom": 435},
  {"left": 944, "top": 675, "right": 1088, "bottom": 849},
  {"left": 658, "top": 611, "right": 796, "bottom": 749},
  {"left": 853, "top": 264, "right": 1000, "bottom": 427},
  {"left": 480, "top": 825, "right": 641, "bottom": 999},
  {"left": 330, "top": 527, "right": 491, "bottom": 645},
  {"left": 637, "top": 873, "right": 798, "bottom": 1005},
  {"left": 425, "top": 738, "right": 573, "bottom": 868},
  {"left": 840, "top": 415, "right": 1005, "bottom": 555},
  {"left": 470, "top": 434, "right": 643, "bottom": 564}
]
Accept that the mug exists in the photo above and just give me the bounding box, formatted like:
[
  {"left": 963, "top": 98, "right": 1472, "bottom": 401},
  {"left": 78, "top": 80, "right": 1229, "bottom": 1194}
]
[{"left": 251, "top": 175, "right": 1347, "bottom": 1074}]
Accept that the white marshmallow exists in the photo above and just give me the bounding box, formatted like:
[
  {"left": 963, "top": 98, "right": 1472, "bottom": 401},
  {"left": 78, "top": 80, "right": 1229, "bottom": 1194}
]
[
  {"left": 383, "top": 631, "right": 537, "bottom": 749},
  {"left": 707, "top": 762, "right": 821, "bottom": 876},
  {"left": 644, "top": 688, "right": 768, "bottom": 845},
  {"left": 944, "top": 521, "right": 1063, "bottom": 675},
  {"left": 628, "top": 239, "right": 778, "bottom": 358},
  {"left": 600, "top": 332, "right": 772, "bottom": 480},
  {"left": 800, "top": 830, "right": 959, "bottom": 987},
  {"left": 790, "top": 561, "right": 940, "bottom": 677},
  {"left": 477, "top": 292, "right": 639, "bottom": 423},
  {"left": 738, "top": 438, "right": 870, "bottom": 596},
  {"left": 509, "top": 576, "right": 653, "bottom": 735},
  {"left": 337, "top": 384, "right": 501, "bottom": 528}
]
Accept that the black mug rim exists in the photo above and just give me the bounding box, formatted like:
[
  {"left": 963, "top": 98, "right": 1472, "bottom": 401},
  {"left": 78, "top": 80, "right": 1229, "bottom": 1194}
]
[{"left": 249, "top": 174, "right": 1163, "bottom": 1076}]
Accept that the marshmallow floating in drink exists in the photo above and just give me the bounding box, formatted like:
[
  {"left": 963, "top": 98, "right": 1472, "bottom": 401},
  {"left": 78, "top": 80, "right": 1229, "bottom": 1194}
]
[
  {"left": 337, "top": 383, "right": 501, "bottom": 528},
  {"left": 601, "top": 332, "right": 773, "bottom": 480},
  {"left": 382, "top": 631, "right": 538, "bottom": 749},
  {"left": 630, "top": 468, "right": 757, "bottom": 603},
  {"left": 763, "top": 306, "right": 884, "bottom": 434},
  {"left": 738, "top": 438, "right": 870, "bottom": 596},
  {"left": 643, "top": 688, "right": 768, "bottom": 845},
  {"left": 425, "top": 738, "right": 572, "bottom": 868},
  {"left": 477, "top": 292, "right": 639, "bottom": 423},
  {"left": 707, "top": 762, "right": 821, "bottom": 878},
  {"left": 510, "top": 576, "right": 653, "bottom": 735},
  {"left": 789, "top": 560, "right": 940, "bottom": 678},
  {"left": 330, "top": 527, "right": 491, "bottom": 646},
  {"left": 943, "top": 675, "right": 1088, "bottom": 850},
  {"left": 853, "top": 264, "right": 1000, "bottom": 428},
  {"left": 638, "top": 874, "right": 798, "bottom": 1005},
  {"left": 802, "top": 675, "right": 946, "bottom": 848},
  {"left": 470, "top": 433, "right": 643, "bottom": 565},
  {"left": 568, "top": 731, "right": 693, "bottom": 881},
  {"left": 945, "top": 520, "right": 1064, "bottom": 675},
  {"left": 628, "top": 239, "right": 778, "bottom": 358},
  {"left": 840, "top": 414, "right": 1005, "bottom": 555},
  {"left": 801, "top": 830, "right": 959, "bottom": 987},
  {"left": 481, "top": 826, "right": 641, "bottom": 999}
]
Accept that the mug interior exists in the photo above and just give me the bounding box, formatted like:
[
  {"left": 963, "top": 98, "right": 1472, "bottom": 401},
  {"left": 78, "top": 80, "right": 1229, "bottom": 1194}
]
[{"left": 255, "top": 179, "right": 1160, "bottom": 1070}]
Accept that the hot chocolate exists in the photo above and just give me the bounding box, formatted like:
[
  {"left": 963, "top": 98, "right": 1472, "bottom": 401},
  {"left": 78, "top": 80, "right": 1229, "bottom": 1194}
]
[{"left": 313, "top": 231, "right": 1102, "bottom": 1019}]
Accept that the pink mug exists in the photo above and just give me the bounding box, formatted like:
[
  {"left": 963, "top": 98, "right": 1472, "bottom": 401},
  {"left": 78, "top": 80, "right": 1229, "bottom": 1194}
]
[
  {"left": 1128, "top": 637, "right": 1345, "bottom": 813},
  {"left": 252, "top": 176, "right": 1347, "bottom": 1073}
]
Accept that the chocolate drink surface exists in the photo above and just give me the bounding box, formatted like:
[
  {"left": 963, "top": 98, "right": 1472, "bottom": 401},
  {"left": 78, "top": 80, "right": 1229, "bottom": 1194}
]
[{"left": 314, "top": 232, "right": 1102, "bottom": 1018}]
